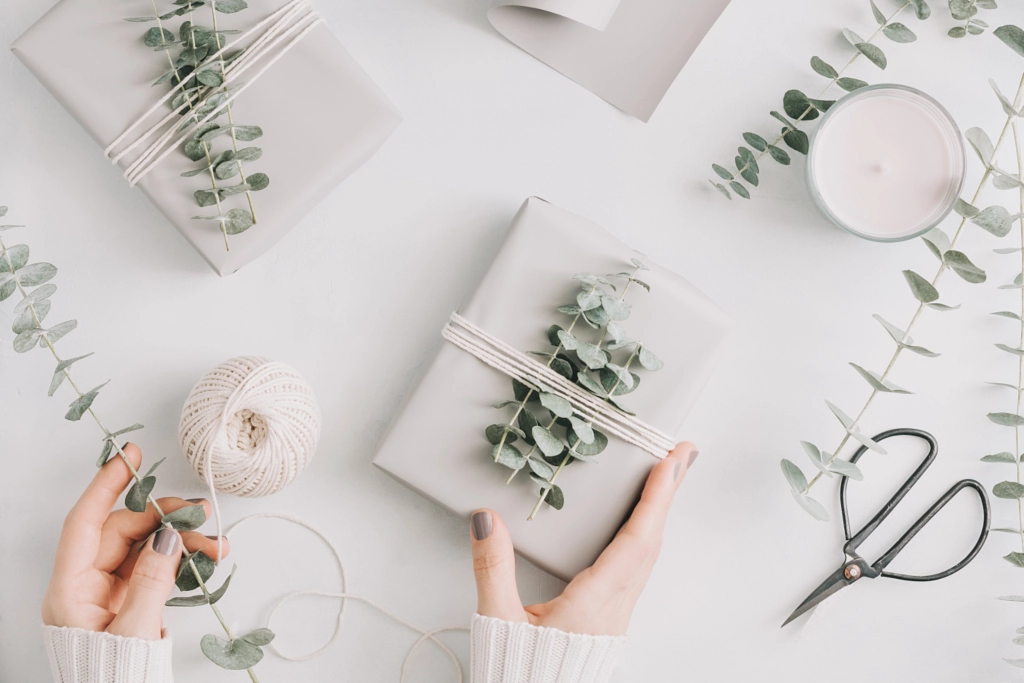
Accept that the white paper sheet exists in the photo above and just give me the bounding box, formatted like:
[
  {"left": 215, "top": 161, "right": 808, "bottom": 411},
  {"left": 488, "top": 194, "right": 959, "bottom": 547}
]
[{"left": 489, "top": 0, "right": 732, "bottom": 122}]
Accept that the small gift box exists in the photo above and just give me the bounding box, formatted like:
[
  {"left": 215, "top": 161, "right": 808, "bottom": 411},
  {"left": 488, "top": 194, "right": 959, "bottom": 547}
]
[
  {"left": 13, "top": 0, "right": 401, "bottom": 276},
  {"left": 374, "top": 197, "right": 732, "bottom": 581}
]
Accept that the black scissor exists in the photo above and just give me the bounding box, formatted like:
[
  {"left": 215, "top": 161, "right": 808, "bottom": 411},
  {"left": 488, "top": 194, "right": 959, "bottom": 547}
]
[{"left": 783, "top": 428, "right": 990, "bottom": 627}]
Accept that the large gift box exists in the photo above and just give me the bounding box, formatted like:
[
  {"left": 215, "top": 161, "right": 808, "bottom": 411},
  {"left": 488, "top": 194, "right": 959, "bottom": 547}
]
[
  {"left": 13, "top": 0, "right": 401, "bottom": 276},
  {"left": 374, "top": 197, "right": 732, "bottom": 580}
]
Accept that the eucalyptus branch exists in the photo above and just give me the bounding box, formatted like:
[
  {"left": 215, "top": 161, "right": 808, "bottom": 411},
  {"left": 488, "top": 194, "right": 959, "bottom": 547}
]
[
  {"left": 483, "top": 255, "right": 665, "bottom": 519},
  {"left": 974, "top": 25, "right": 1024, "bottom": 672},
  {"left": 0, "top": 213, "right": 271, "bottom": 677},
  {"left": 710, "top": 0, "right": 930, "bottom": 200},
  {"left": 781, "top": 47, "right": 1024, "bottom": 521},
  {"left": 127, "top": 0, "right": 269, "bottom": 250}
]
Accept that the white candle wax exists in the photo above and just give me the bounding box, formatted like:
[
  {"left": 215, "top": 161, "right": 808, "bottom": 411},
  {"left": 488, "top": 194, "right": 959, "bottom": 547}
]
[{"left": 808, "top": 85, "right": 965, "bottom": 242}]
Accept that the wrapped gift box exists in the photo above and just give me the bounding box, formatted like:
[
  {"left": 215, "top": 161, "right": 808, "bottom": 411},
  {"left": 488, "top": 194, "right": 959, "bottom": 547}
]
[
  {"left": 13, "top": 0, "right": 401, "bottom": 276},
  {"left": 374, "top": 197, "right": 732, "bottom": 581}
]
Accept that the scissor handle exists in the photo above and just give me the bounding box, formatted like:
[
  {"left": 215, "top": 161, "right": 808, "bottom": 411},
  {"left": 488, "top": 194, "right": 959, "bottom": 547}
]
[
  {"left": 840, "top": 428, "right": 991, "bottom": 582},
  {"left": 874, "top": 479, "right": 990, "bottom": 581},
  {"left": 841, "top": 428, "right": 938, "bottom": 551}
]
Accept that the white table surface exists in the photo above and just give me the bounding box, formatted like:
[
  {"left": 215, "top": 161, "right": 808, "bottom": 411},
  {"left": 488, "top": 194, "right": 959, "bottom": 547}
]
[{"left": 3, "top": 0, "right": 1024, "bottom": 680}]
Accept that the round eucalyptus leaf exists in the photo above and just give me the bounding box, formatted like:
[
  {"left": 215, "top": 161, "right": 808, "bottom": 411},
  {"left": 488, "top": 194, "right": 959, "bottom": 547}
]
[
  {"left": 176, "top": 550, "right": 216, "bottom": 592},
  {"left": 810, "top": 56, "right": 838, "bottom": 79},
  {"left": 200, "top": 634, "right": 263, "bottom": 670},
  {"left": 162, "top": 504, "right": 207, "bottom": 531}
]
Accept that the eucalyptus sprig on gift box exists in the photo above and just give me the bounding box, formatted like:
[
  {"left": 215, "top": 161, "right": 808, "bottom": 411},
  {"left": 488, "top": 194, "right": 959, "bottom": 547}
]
[
  {"left": 0, "top": 208, "right": 273, "bottom": 678},
  {"left": 780, "top": 34, "right": 1024, "bottom": 520},
  {"left": 709, "top": 0, "right": 931, "bottom": 200},
  {"left": 485, "top": 255, "right": 664, "bottom": 520},
  {"left": 127, "top": 0, "right": 269, "bottom": 251}
]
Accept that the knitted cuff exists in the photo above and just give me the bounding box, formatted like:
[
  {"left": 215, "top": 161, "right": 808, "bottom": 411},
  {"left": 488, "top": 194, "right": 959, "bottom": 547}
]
[
  {"left": 42, "top": 625, "right": 174, "bottom": 683},
  {"left": 470, "top": 614, "right": 626, "bottom": 683}
]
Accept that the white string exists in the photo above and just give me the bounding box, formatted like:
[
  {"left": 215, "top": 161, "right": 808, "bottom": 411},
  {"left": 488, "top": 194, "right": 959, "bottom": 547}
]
[
  {"left": 105, "top": 1, "right": 322, "bottom": 186},
  {"left": 225, "top": 513, "right": 467, "bottom": 681},
  {"left": 103, "top": 0, "right": 310, "bottom": 161},
  {"left": 442, "top": 313, "right": 674, "bottom": 458}
]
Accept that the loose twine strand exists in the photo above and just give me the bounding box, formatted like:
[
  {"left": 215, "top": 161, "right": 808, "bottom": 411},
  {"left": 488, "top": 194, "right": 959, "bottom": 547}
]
[
  {"left": 178, "top": 357, "right": 465, "bottom": 680},
  {"left": 105, "top": 0, "right": 322, "bottom": 186},
  {"left": 442, "top": 313, "right": 674, "bottom": 458}
]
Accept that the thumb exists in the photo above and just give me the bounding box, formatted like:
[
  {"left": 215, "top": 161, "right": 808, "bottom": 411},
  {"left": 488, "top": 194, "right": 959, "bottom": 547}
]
[
  {"left": 470, "top": 510, "right": 525, "bottom": 621},
  {"left": 108, "top": 528, "right": 181, "bottom": 640}
]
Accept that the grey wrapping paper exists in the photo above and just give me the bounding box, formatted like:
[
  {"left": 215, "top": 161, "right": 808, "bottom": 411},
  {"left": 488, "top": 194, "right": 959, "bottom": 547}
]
[
  {"left": 12, "top": 0, "right": 401, "bottom": 276},
  {"left": 488, "top": 0, "right": 732, "bottom": 122},
  {"left": 374, "top": 197, "right": 732, "bottom": 581}
]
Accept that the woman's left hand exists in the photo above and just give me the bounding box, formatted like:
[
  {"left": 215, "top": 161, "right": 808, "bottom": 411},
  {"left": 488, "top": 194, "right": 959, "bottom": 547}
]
[{"left": 41, "top": 443, "right": 228, "bottom": 640}]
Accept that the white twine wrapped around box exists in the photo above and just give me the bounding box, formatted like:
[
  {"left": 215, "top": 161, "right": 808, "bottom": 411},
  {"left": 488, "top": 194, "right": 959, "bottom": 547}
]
[
  {"left": 105, "top": 0, "right": 322, "bottom": 186},
  {"left": 442, "top": 312, "right": 675, "bottom": 459},
  {"left": 178, "top": 356, "right": 465, "bottom": 680}
]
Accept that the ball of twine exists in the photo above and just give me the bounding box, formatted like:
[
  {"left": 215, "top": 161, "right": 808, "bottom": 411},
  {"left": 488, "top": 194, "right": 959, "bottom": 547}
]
[{"left": 179, "top": 356, "right": 321, "bottom": 498}]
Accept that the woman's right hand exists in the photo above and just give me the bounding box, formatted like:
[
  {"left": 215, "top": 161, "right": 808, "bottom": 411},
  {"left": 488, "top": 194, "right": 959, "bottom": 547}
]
[
  {"left": 469, "top": 442, "right": 697, "bottom": 636},
  {"left": 42, "top": 443, "right": 228, "bottom": 640}
]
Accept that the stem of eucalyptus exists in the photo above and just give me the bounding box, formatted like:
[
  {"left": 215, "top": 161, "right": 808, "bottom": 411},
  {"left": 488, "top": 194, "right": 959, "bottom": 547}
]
[
  {"left": 803, "top": 71, "right": 1024, "bottom": 496},
  {"left": 1013, "top": 115, "right": 1024, "bottom": 555},
  {"left": 209, "top": 1, "right": 258, "bottom": 224},
  {"left": 0, "top": 233, "right": 259, "bottom": 682}
]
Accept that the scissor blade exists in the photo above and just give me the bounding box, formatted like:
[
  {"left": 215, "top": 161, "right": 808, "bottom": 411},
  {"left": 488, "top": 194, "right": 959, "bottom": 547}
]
[{"left": 781, "top": 565, "right": 852, "bottom": 627}]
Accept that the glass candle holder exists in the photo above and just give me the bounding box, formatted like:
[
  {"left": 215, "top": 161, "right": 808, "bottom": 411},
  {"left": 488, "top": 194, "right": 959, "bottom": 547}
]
[{"left": 806, "top": 84, "right": 966, "bottom": 243}]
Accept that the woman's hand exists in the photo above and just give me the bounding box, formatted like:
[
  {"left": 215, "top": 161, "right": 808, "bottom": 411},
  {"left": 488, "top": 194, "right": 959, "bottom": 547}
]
[
  {"left": 469, "top": 442, "right": 697, "bottom": 636},
  {"left": 41, "top": 443, "right": 228, "bottom": 640}
]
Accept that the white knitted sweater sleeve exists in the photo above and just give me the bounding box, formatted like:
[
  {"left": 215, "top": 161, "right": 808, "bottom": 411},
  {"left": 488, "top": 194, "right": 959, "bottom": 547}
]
[
  {"left": 470, "top": 614, "right": 625, "bottom": 683},
  {"left": 43, "top": 617, "right": 624, "bottom": 683},
  {"left": 42, "top": 626, "right": 174, "bottom": 683}
]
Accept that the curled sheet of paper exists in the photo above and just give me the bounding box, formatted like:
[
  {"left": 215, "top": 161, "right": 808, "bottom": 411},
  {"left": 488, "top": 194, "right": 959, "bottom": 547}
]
[{"left": 488, "top": 0, "right": 732, "bottom": 122}]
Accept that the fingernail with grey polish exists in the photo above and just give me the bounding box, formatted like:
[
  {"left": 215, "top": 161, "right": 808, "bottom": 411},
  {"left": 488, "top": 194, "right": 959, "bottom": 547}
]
[
  {"left": 186, "top": 498, "right": 205, "bottom": 503},
  {"left": 472, "top": 511, "right": 492, "bottom": 541},
  {"left": 673, "top": 460, "right": 682, "bottom": 482},
  {"left": 153, "top": 528, "right": 180, "bottom": 556},
  {"left": 205, "top": 535, "right": 225, "bottom": 541},
  {"left": 687, "top": 450, "right": 700, "bottom": 468}
]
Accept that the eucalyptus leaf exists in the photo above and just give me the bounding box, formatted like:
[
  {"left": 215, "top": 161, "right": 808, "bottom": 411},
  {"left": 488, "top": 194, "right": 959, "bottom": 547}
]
[
  {"left": 943, "top": 250, "right": 986, "bottom": 283},
  {"left": 247, "top": 173, "right": 270, "bottom": 191},
  {"left": 801, "top": 441, "right": 832, "bottom": 477},
  {"left": 13, "top": 328, "right": 42, "bottom": 353},
  {"left": 983, "top": 452, "right": 1018, "bottom": 463},
  {"left": 882, "top": 22, "right": 917, "bottom": 42},
  {"left": 993, "top": 311, "right": 1023, "bottom": 320},
  {"left": 767, "top": 145, "right": 791, "bottom": 165},
  {"left": 996, "top": 343, "right": 1024, "bottom": 356},
  {"left": 573, "top": 429, "right": 608, "bottom": 456},
  {"left": 990, "top": 412, "right": 1024, "bottom": 427},
  {"left": 966, "top": 127, "right": 995, "bottom": 167},
  {"left": 729, "top": 182, "right": 750, "bottom": 199},
  {"left": 810, "top": 56, "right": 838, "bottom": 79},
  {"left": 837, "top": 77, "right": 869, "bottom": 92},
  {"left": 540, "top": 484, "right": 564, "bottom": 510},
  {"left": 825, "top": 399, "right": 854, "bottom": 429},
  {"left": 162, "top": 504, "right": 207, "bottom": 531},
  {"left": 232, "top": 125, "right": 263, "bottom": 141},
  {"left": 849, "top": 429, "right": 887, "bottom": 454},
  {"left": 200, "top": 634, "right": 263, "bottom": 670},
  {"left": 485, "top": 423, "right": 519, "bottom": 445},
  {"left": 568, "top": 416, "right": 595, "bottom": 444},
  {"left": 842, "top": 28, "right": 866, "bottom": 46},
  {"left": 600, "top": 295, "right": 631, "bottom": 321},
  {"left": 491, "top": 442, "right": 526, "bottom": 469},
  {"left": 44, "top": 320, "right": 77, "bottom": 346},
  {"left": 241, "top": 628, "right": 275, "bottom": 647},
  {"left": 870, "top": 0, "right": 886, "bottom": 24},
  {"left": 855, "top": 42, "right": 887, "bottom": 70},
  {"left": 16, "top": 262, "right": 57, "bottom": 287},
  {"left": 903, "top": 270, "right": 939, "bottom": 303},
  {"left": 953, "top": 198, "right": 980, "bottom": 218},
  {"left": 576, "top": 342, "right": 609, "bottom": 370},
  {"left": 1007, "top": 552, "right": 1024, "bottom": 568},
  {"left": 972, "top": 205, "right": 1012, "bottom": 237},
  {"left": 528, "top": 457, "right": 555, "bottom": 480},
  {"left": 712, "top": 164, "right": 734, "bottom": 180},
  {"left": 49, "top": 353, "right": 93, "bottom": 396},
  {"left": 532, "top": 425, "right": 565, "bottom": 457},
  {"left": 828, "top": 458, "right": 864, "bottom": 480},
  {"left": 783, "top": 129, "right": 810, "bottom": 155},
  {"left": 742, "top": 132, "right": 767, "bottom": 152},
  {"left": 125, "top": 476, "right": 156, "bottom": 512},
  {"left": 176, "top": 550, "right": 215, "bottom": 592},
  {"left": 12, "top": 283, "right": 55, "bottom": 316},
  {"left": 96, "top": 440, "right": 114, "bottom": 468},
  {"left": 783, "top": 90, "right": 819, "bottom": 121},
  {"left": 849, "top": 362, "right": 912, "bottom": 394},
  {"left": 781, "top": 458, "right": 807, "bottom": 492},
  {"left": 65, "top": 381, "right": 108, "bottom": 421},
  {"left": 995, "top": 25, "right": 1024, "bottom": 58},
  {"left": 167, "top": 564, "right": 236, "bottom": 607},
  {"left": 12, "top": 298, "right": 49, "bottom": 334},
  {"left": 144, "top": 27, "right": 175, "bottom": 47},
  {"left": 539, "top": 392, "right": 574, "bottom": 418},
  {"left": 0, "top": 244, "right": 29, "bottom": 272},
  {"left": 792, "top": 490, "right": 829, "bottom": 521},
  {"left": 638, "top": 345, "right": 664, "bottom": 371}
]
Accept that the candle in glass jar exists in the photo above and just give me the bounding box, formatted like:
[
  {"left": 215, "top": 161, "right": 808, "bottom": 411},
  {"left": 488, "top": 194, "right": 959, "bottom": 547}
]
[{"left": 807, "top": 84, "right": 965, "bottom": 242}]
